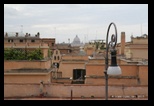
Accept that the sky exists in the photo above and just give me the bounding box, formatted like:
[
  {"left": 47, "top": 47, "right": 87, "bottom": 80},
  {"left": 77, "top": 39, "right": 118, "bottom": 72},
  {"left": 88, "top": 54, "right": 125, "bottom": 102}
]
[{"left": 4, "top": 4, "right": 148, "bottom": 43}]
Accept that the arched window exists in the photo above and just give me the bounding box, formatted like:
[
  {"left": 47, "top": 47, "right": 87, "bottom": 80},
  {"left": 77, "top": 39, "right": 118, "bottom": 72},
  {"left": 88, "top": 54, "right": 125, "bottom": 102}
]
[
  {"left": 54, "top": 56, "right": 56, "bottom": 60},
  {"left": 57, "top": 56, "right": 59, "bottom": 60}
]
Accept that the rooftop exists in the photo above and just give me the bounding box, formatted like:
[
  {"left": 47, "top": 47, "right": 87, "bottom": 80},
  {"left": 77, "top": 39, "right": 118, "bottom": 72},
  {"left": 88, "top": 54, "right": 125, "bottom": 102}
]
[{"left": 5, "top": 69, "right": 52, "bottom": 73}]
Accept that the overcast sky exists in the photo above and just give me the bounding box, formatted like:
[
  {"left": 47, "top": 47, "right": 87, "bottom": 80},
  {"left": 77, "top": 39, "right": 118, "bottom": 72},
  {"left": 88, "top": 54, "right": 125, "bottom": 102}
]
[{"left": 4, "top": 4, "right": 148, "bottom": 43}]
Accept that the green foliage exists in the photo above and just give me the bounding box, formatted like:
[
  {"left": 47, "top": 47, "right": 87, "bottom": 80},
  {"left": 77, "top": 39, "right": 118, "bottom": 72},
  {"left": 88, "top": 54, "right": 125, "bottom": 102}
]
[
  {"left": 27, "top": 49, "right": 43, "bottom": 60},
  {"left": 4, "top": 48, "right": 11, "bottom": 60},
  {"left": 4, "top": 48, "right": 43, "bottom": 60}
]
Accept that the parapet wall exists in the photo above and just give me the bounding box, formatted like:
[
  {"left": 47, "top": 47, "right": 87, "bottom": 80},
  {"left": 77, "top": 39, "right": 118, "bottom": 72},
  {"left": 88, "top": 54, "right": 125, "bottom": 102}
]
[
  {"left": 85, "top": 64, "right": 148, "bottom": 86},
  {"left": 62, "top": 55, "right": 88, "bottom": 61},
  {"left": 4, "top": 59, "right": 51, "bottom": 71},
  {"left": 4, "top": 73, "right": 51, "bottom": 84},
  {"left": 4, "top": 42, "right": 49, "bottom": 47},
  {"left": 4, "top": 83, "right": 148, "bottom": 98}
]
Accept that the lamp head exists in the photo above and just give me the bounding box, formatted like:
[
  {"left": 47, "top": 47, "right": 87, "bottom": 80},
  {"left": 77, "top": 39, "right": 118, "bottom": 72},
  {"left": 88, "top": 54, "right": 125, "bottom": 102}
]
[
  {"left": 107, "top": 65, "right": 121, "bottom": 75},
  {"left": 107, "top": 49, "right": 122, "bottom": 75}
]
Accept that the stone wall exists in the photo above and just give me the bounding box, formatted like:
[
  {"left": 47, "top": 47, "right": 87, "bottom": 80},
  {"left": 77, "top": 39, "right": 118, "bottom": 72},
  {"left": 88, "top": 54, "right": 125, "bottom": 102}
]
[
  {"left": 4, "top": 59, "right": 51, "bottom": 71},
  {"left": 4, "top": 83, "right": 148, "bottom": 98},
  {"left": 4, "top": 73, "right": 51, "bottom": 83},
  {"left": 85, "top": 64, "right": 148, "bottom": 85}
]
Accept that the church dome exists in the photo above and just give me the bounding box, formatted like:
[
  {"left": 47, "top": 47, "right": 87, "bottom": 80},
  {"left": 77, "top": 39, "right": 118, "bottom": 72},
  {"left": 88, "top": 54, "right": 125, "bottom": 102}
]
[
  {"left": 71, "top": 35, "right": 83, "bottom": 47},
  {"left": 73, "top": 35, "right": 80, "bottom": 44}
]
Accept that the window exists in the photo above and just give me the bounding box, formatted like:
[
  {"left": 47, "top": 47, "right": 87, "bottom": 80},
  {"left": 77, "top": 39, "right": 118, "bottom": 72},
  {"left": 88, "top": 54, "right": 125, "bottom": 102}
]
[
  {"left": 57, "top": 56, "right": 59, "bottom": 60},
  {"left": 53, "top": 63, "right": 59, "bottom": 68},
  {"left": 31, "top": 40, "right": 35, "bottom": 42},
  {"left": 8, "top": 39, "right": 13, "bottom": 43},
  {"left": 20, "top": 39, "right": 23, "bottom": 42},
  {"left": 73, "top": 69, "right": 86, "bottom": 80},
  {"left": 52, "top": 43, "right": 54, "bottom": 46},
  {"left": 72, "top": 69, "right": 86, "bottom": 84},
  {"left": 54, "top": 56, "right": 56, "bottom": 60}
]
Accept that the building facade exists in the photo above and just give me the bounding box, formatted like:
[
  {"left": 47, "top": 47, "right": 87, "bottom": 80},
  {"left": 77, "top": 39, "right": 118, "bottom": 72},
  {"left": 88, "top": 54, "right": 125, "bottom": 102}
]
[
  {"left": 52, "top": 49, "right": 61, "bottom": 68},
  {"left": 4, "top": 32, "right": 55, "bottom": 49},
  {"left": 117, "top": 32, "right": 148, "bottom": 60}
]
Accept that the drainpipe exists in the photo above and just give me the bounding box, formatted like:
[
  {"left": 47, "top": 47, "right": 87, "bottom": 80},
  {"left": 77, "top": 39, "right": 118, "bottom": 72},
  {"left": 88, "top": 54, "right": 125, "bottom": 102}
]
[
  {"left": 70, "top": 86, "right": 73, "bottom": 100},
  {"left": 122, "top": 84, "right": 125, "bottom": 97},
  {"left": 40, "top": 80, "right": 44, "bottom": 98},
  {"left": 71, "top": 89, "right": 73, "bottom": 100},
  {"left": 137, "top": 65, "right": 140, "bottom": 85}
]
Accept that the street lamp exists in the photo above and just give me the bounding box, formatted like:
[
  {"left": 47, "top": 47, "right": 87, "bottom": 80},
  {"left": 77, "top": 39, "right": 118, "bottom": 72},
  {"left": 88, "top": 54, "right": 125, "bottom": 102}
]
[{"left": 104, "top": 22, "right": 122, "bottom": 100}]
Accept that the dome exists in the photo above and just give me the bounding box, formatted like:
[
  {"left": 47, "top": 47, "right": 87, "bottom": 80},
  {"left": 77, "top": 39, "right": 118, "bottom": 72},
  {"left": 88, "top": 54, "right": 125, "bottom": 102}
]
[
  {"left": 73, "top": 35, "right": 80, "bottom": 44},
  {"left": 71, "top": 35, "right": 83, "bottom": 47}
]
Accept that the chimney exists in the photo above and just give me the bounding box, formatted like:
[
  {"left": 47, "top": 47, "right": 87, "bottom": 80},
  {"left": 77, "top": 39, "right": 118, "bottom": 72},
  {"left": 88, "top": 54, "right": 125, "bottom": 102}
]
[
  {"left": 25, "top": 33, "right": 28, "bottom": 37},
  {"left": 121, "top": 32, "right": 125, "bottom": 55},
  {"left": 68, "top": 38, "right": 70, "bottom": 44},
  {"left": 5, "top": 32, "right": 8, "bottom": 37},
  {"left": 37, "top": 32, "right": 40, "bottom": 38},
  {"left": 16, "top": 32, "right": 18, "bottom": 37}
]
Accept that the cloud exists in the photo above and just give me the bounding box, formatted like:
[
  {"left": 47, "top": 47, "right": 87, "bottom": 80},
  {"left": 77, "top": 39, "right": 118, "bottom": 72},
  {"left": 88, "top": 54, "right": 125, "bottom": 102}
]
[
  {"left": 4, "top": 4, "right": 148, "bottom": 43},
  {"left": 4, "top": 6, "right": 20, "bottom": 18}
]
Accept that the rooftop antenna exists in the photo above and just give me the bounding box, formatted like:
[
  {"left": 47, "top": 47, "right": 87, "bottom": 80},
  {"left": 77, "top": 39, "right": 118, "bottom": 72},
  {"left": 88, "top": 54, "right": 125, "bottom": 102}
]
[
  {"left": 87, "top": 28, "right": 89, "bottom": 43},
  {"left": 95, "top": 30, "right": 97, "bottom": 40},
  {"left": 141, "top": 24, "right": 142, "bottom": 36},
  {"left": 21, "top": 25, "right": 23, "bottom": 35},
  {"left": 54, "top": 27, "right": 56, "bottom": 43},
  {"left": 84, "top": 35, "right": 86, "bottom": 44},
  {"left": 68, "top": 38, "right": 70, "bottom": 44},
  {"left": 54, "top": 27, "right": 57, "bottom": 43},
  {"left": 55, "top": 27, "right": 56, "bottom": 37}
]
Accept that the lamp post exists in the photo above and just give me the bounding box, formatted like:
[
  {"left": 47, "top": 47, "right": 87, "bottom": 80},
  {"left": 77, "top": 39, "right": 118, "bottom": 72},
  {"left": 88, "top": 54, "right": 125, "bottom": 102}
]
[{"left": 104, "top": 22, "right": 122, "bottom": 100}]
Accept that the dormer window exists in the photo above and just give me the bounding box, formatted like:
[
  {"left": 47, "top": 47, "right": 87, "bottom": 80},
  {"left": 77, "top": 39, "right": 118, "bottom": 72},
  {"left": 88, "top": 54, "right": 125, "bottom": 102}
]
[
  {"left": 20, "top": 39, "right": 23, "bottom": 42},
  {"left": 31, "top": 40, "right": 35, "bottom": 42},
  {"left": 8, "top": 39, "right": 13, "bottom": 43}
]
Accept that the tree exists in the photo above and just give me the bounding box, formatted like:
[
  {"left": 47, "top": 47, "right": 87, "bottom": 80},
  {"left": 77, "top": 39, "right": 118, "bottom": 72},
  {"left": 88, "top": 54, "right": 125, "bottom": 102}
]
[{"left": 4, "top": 48, "right": 43, "bottom": 60}]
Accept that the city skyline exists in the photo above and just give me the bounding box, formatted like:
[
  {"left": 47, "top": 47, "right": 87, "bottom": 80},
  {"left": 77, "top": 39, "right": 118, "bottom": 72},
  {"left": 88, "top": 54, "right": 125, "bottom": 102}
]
[{"left": 4, "top": 4, "right": 148, "bottom": 43}]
